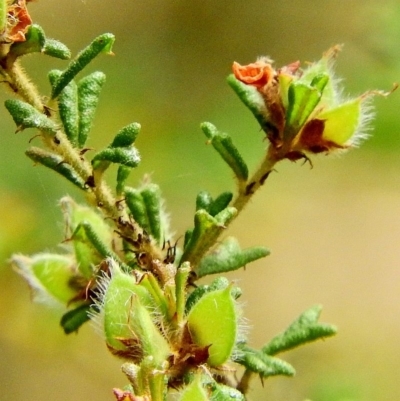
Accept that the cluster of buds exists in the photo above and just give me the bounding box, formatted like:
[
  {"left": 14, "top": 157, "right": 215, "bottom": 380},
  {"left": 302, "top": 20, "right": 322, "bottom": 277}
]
[{"left": 231, "top": 46, "right": 377, "bottom": 163}]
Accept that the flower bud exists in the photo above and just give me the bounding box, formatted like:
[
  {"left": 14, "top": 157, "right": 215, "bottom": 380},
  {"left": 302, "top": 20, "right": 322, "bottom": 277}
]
[
  {"left": 0, "top": 0, "right": 32, "bottom": 44},
  {"left": 98, "top": 263, "right": 170, "bottom": 364},
  {"left": 11, "top": 253, "right": 79, "bottom": 305},
  {"left": 231, "top": 46, "right": 377, "bottom": 160},
  {"left": 187, "top": 286, "right": 237, "bottom": 367},
  {"left": 232, "top": 57, "right": 275, "bottom": 89}
]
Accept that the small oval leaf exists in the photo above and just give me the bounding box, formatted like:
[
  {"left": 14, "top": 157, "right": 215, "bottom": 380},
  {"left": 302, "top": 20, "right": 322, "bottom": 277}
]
[
  {"left": 196, "top": 237, "right": 269, "bottom": 278},
  {"left": 78, "top": 71, "right": 106, "bottom": 147},
  {"left": 5, "top": 99, "right": 58, "bottom": 135},
  {"left": 201, "top": 122, "right": 248, "bottom": 181},
  {"left": 26, "top": 147, "right": 86, "bottom": 190},
  {"left": 60, "top": 303, "right": 92, "bottom": 334},
  {"left": 43, "top": 38, "right": 71, "bottom": 60}
]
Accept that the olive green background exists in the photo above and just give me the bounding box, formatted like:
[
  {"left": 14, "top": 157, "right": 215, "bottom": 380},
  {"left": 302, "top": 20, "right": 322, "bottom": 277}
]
[{"left": 1, "top": 1, "right": 400, "bottom": 400}]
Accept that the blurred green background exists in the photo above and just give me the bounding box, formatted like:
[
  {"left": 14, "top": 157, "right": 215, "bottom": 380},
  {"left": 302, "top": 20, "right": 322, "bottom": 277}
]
[{"left": 1, "top": 1, "right": 400, "bottom": 400}]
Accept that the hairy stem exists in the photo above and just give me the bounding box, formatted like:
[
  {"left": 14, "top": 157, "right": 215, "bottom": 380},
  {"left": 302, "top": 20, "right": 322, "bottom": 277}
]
[
  {"left": 6, "top": 61, "right": 44, "bottom": 112},
  {"left": 188, "top": 145, "right": 278, "bottom": 268},
  {"left": 233, "top": 145, "right": 278, "bottom": 213},
  {"left": 4, "top": 54, "right": 165, "bottom": 263}
]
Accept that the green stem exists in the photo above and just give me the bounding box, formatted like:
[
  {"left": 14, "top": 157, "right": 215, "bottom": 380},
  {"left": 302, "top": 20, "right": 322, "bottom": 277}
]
[
  {"left": 175, "top": 263, "right": 190, "bottom": 325},
  {"left": 3, "top": 55, "right": 165, "bottom": 262},
  {"left": 2, "top": 57, "right": 122, "bottom": 220},
  {"left": 232, "top": 146, "right": 278, "bottom": 213},
  {"left": 189, "top": 146, "right": 278, "bottom": 268},
  {"left": 149, "top": 371, "right": 166, "bottom": 401},
  {"left": 3, "top": 39, "right": 199, "bottom": 271},
  {"left": 2, "top": 59, "right": 117, "bottom": 221}
]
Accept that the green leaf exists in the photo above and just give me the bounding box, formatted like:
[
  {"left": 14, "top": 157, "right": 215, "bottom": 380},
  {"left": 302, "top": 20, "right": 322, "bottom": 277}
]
[
  {"left": 187, "top": 286, "right": 237, "bottom": 367},
  {"left": 26, "top": 147, "right": 86, "bottom": 190},
  {"left": 5, "top": 99, "right": 58, "bottom": 135},
  {"left": 77, "top": 71, "right": 106, "bottom": 147},
  {"left": 92, "top": 123, "right": 141, "bottom": 171},
  {"left": 183, "top": 228, "right": 193, "bottom": 250},
  {"left": 278, "top": 73, "right": 294, "bottom": 109},
  {"left": 208, "top": 192, "right": 233, "bottom": 217},
  {"left": 234, "top": 347, "right": 295, "bottom": 378},
  {"left": 73, "top": 221, "right": 124, "bottom": 268},
  {"left": 195, "top": 191, "right": 233, "bottom": 217},
  {"left": 195, "top": 237, "right": 269, "bottom": 278},
  {"left": 48, "top": 69, "right": 62, "bottom": 86},
  {"left": 9, "top": 24, "right": 46, "bottom": 57},
  {"left": 43, "top": 38, "right": 71, "bottom": 60},
  {"left": 210, "top": 382, "right": 245, "bottom": 401},
  {"left": 214, "top": 207, "right": 237, "bottom": 226},
  {"left": 196, "top": 191, "right": 213, "bottom": 211},
  {"left": 285, "top": 82, "right": 321, "bottom": 135},
  {"left": 262, "top": 305, "right": 337, "bottom": 356},
  {"left": 111, "top": 122, "right": 141, "bottom": 147},
  {"left": 140, "top": 184, "right": 163, "bottom": 244},
  {"left": 92, "top": 146, "right": 141, "bottom": 169},
  {"left": 180, "top": 208, "right": 237, "bottom": 267},
  {"left": 299, "top": 46, "right": 340, "bottom": 107},
  {"left": 125, "top": 187, "right": 149, "bottom": 231},
  {"left": 61, "top": 196, "right": 113, "bottom": 278},
  {"left": 55, "top": 75, "right": 79, "bottom": 146},
  {"left": 310, "top": 73, "right": 329, "bottom": 94},
  {"left": 227, "top": 74, "right": 269, "bottom": 130},
  {"left": 60, "top": 303, "right": 93, "bottom": 334},
  {"left": 201, "top": 122, "right": 248, "bottom": 181},
  {"left": 124, "top": 183, "right": 165, "bottom": 244},
  {"left": 116, "top": 166, "right": 131, "bottom": 196},
  {"left": 9, "top": 24, "right": 71, "bottom": 60},
  {"left": 51, "top": 33, "right": 115, "bottom": 99}
]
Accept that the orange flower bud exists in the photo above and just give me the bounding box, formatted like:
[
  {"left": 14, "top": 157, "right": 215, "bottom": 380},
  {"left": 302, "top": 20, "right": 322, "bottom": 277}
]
[
  {"left": 232, "top": 58, "right": 275, "bottom": 89},
  {"left": 3, "top": 0, "right": 32, "bottom": 43}
]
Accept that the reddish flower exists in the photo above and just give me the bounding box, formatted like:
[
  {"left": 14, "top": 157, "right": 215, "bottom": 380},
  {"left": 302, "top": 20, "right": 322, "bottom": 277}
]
[
  {"left": 3, "top": 0, "right": 32, "bottom": 43},
  {"left": 232, "top": 58, "right": 275, "bottom": 89}
]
